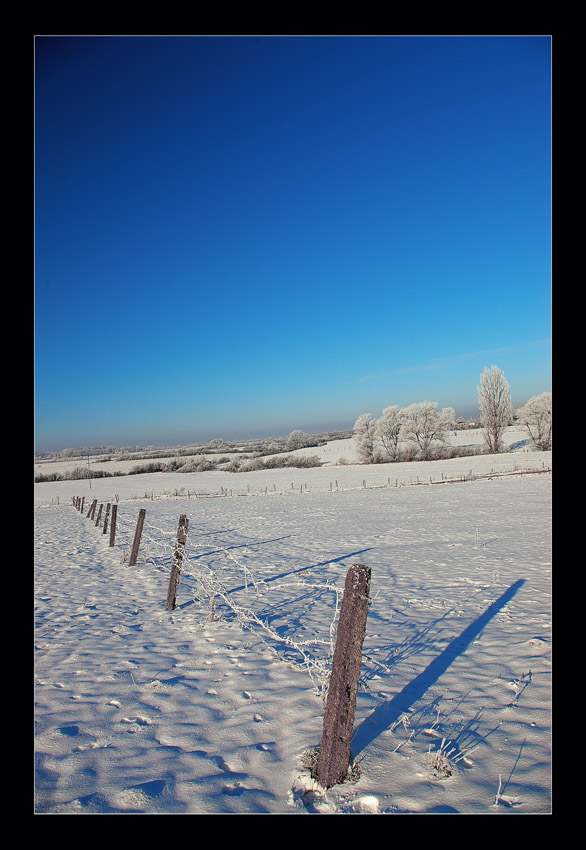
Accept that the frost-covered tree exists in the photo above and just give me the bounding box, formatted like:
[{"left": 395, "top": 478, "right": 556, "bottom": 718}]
[
  {"left": 354, "top": 413, "right": 377, "bottom": 464},
  {"left": 285, "top": 430, "right": 308, "bottom": 452},
  {"left": 519, "top": 392, "right": 552, "bottom": 451},
  {"left": 400, "top": 401, "right": 455, "bottom": 460},
  {"left": 375, "top": 405, "right": 403, "bottom": 460},
  {"left": 477, "top": 365, "right": 513, "bottom": 454}
]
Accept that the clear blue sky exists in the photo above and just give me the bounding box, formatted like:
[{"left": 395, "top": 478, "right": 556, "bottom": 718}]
[{"left": 35, "top": 35, "right": 551, "bottom": 452}]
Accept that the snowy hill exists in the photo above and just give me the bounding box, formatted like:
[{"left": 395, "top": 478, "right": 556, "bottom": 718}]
[{"left": 34, "top": 427, "right": 551, "bottom": 814}]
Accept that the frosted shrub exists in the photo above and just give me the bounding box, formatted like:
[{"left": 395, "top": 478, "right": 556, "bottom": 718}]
[
  {"left": 68, "top": 466, "right": 96, "bottom": 480},
  {"left": 233, "top": 454, "right": 321, "bottom": 472},
  {"left": 178, "top": 457, "right": 216, "bottom": 472},
  {"left": 285, "top": 430, "right": 309, "bottom": 451},
  {"left": 285, "top": 454, "right": 321, "bottom": 468}
]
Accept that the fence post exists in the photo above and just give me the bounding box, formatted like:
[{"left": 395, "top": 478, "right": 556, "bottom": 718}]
[
  {"left": 109, "top": 504, "right": 117, "bottom": 547},
  {"left": 166, "top": 514, "right": 189, "bottom": 611},
  {"left": 88, "top": 499, "right": 97, "bottom": 519},
  {"left": 129, "top": 508, "right": 146, "bottom": 566},
  {"left": 95, "top": 503, "right": 103, "bottom": 527},
  {"left": 103, "top": 503, "right": 111, "bottom": 534},
  {"left": 313, "top": 563, "right": 371, "bottom": 789}
]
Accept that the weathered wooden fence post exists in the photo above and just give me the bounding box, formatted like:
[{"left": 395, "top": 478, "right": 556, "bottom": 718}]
[
  {"left": 129, "top": 508, "right": 146, "bottom": 566},
  {"left": 166, "top": 514, "right": 189, "bottom": 611},
  {"left": 109, "top": 504, "right": 117, "bottom": 547},
  {"left": 312, "top": 563, "right": 371, "bottom": 789},
  {"left": 95, "top": 503, "right": 103, "bottom": 527},
  {"left": 88, "top": 499, "right": 97, "bottom": 520},
  {"left": 103, "top": 503, "right": 111, "bottom": 535}
]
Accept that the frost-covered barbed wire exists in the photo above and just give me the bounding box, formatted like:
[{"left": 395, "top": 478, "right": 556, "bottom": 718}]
[
  {"left": 112, "top": 510, "right": 178, "bottom": 568},
  {"left": 177, "top": 531, "right": 343, "bottom": 701},
  {"left": 100, "top": 501, "right": 346, "bottom": 700},
  {"left": 139, "top": 517, "right": 184, "bottom": 567},
  {"left": 74, "top": 501, "right": 370, "bottom": 699}
]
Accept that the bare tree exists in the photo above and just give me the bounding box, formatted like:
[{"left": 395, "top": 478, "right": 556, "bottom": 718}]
[
  {"left": 375, "top": 405, "right": 403, "bottom": 460},
  {"left": 353, "top": 413, "right": 377, "bottom": 464},
  {"left": 400, "top": 401, "right": 455, "bottom": 460},
  {"left": 519, "top": 392, "right": 552, "bottom": 450},
  {"left": 477, "top": 365, "right": 513, "bottom": 454}
]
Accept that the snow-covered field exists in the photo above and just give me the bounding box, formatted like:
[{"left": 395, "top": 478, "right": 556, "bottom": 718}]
[{"left": 34, "top": 428, "right": 551, "bottom": 814}]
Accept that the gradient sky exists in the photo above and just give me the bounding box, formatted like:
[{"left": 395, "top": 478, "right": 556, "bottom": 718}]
[{"left": 34, "top": 35, "right": 551, "bottom": 452}]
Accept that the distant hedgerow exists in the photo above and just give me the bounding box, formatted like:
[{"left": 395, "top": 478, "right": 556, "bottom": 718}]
[
  {"left": 223, "top": 454, "right": 322, "bottom": 473},
  {"left": 34, "top": 467, "right": 124, "bottom": 483}
]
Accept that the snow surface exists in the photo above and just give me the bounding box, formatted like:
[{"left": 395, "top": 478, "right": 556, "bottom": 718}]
[{"left": 34, "top": 429, "right": 551, "bottom": 814}]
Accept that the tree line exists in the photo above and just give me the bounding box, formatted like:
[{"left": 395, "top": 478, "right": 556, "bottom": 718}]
[{"left": 353, "top": 365, "right": 552, "bottom": 464}]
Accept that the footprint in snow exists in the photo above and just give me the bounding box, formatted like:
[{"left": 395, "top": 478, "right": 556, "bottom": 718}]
[
  {"left": 121, "top": 716, "right": 151, "bottom": 729},
  {"left": 222, "top": 782, "right": 247, "bottom": 796}
]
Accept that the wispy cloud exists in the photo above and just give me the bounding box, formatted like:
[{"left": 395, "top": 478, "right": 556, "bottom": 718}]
[{"left": 353, "top": 339, "right": 551, "bottom": 384}]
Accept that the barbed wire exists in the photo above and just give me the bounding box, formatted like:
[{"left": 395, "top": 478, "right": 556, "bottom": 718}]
[
  {"left": 73, "top": 499, "right": 344, "bottom": 700},
  {"left": 177, "top": 530, "right": 343, "bottom": 701}
]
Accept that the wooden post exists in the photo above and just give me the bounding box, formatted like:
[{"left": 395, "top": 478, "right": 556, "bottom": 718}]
[
  {"left": 313, "top": 563, "right": 371, "bottom": 789},
  {"left": 81, "top": 497, "right": 85, "bottom": 514},
  {"left": 129, "top": 508, "right": 146, "bottom": 566},
  {"left": 166, "top": 514, "right": 189, "bottom": 611},
  {"left": 95, "top": 503, "right": 103, "bottom": 527},
  {"left": 109, "top": 503, "right": 117, "bottom": 547},
  {"left": 103, "top": 503, "right": 111, "bottom": 534},
  {"left": 88, "top": 499, "right": 97, "bottom": 519}
]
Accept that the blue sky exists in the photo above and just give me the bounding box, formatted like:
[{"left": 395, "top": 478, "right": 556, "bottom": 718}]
[{"left": 35, "top": 35, "right": 551, "bottom": 452}]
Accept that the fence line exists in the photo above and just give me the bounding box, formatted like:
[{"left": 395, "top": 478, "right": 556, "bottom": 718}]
[
  {"left": 70, "top": 495, "right": 344, "bottom": 699},
  {"left": 64, "top": 461, "right": 551, "bottom": 510},
  {"left": 67, "top": 459, "right": 551, "bottom": 697}
]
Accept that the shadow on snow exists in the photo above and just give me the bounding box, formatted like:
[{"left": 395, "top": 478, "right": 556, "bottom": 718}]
[{"left": 351, "top": 579, "right": 526, "bottom": 757}]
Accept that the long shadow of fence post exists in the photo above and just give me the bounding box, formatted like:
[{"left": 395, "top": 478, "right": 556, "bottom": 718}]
[{"left": 350, "top": 579, "right": 526, "bottom": 758}]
